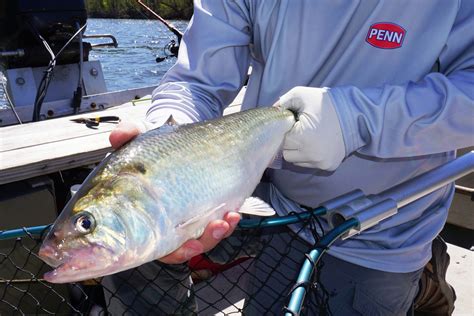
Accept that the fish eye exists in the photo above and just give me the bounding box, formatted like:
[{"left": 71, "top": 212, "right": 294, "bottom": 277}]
[{"left": 75, "top": 213, "right": 95, "bottom": 234}]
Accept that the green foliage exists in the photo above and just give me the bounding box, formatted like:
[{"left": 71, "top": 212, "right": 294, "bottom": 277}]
[{"left": 85, "top": 0, "right": 193, "bottom": 19}]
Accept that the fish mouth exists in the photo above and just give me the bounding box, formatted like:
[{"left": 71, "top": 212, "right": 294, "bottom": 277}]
[
  {"left": 39, "top": 244, "right": 116, "bottom": 284},
  {"left": 38, "top": 244, "right": 65, "bottom": 268}
]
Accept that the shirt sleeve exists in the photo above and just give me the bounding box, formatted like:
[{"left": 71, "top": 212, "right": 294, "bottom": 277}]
[
  {"left": 329, "top": 1, "right": 474, "bottom": 159},
  {"left": 146, "top": 0, "right": 252, "bottom": 125}
]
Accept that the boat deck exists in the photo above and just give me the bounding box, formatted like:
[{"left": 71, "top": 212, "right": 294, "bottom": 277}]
[{"left": 446, "top": 243, "right": 473, "bottom": 315}]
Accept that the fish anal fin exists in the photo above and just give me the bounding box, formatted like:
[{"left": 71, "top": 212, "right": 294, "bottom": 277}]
[
  {"left": 239, "top": 197, "right": 275, "bottom": 217},
  {"left": 176, "top": 203, "right": 226, "bottom": 234},
  {"left": 268, "top": 150, "right": 284, "bottom": 169}
]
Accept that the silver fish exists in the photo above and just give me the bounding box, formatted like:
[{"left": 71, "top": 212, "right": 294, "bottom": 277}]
[{"left": 38, "top": 107, "right": 295, "bottom": 283}]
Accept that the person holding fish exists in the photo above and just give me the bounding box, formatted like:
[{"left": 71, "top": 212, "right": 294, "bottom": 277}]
[
  {"left": 111, "top": 1, "right": 473, "bottom": 315},
  {"left": 40, "top": 1, "right": 473, "bottom": 315}
]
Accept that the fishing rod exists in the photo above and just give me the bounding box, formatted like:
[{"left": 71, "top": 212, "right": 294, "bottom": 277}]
[
  {"left": 135, "top": 0, "right": 184, "bottom": 62},
  {"left": 136, "top": 0, "right": 183, "bottom": 42}
]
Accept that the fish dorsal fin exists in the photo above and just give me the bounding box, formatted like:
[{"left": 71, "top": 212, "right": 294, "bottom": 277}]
[
  {"left": 165, "top": 115, "right": 178, "bottom": 126},
  {"left": 176, "top": 203, "right": 226, "bottom": 233},
  {"left": 239, "top": 197, "right": 275, "bottom": 217},
  {"left": 149, "top": 115, "right": 179, "bottom": 134}
]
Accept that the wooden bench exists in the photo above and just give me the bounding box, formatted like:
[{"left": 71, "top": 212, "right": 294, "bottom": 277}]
[{"left": 0, "top": 88, "right": 245, "bottom": 185}]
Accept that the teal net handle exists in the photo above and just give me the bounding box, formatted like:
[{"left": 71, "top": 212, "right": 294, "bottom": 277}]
[
  {"left": 0, "top": 207, "right": 327, "bottom": 241},
  {"left": 0, "top": 225, "right": 51, "bottom": 240},
  {"left": 284, "top": 218, "right": 359, "bottom": 316},
  {"left": 238, "top": 206, "right": 326, "bottom": 229}
]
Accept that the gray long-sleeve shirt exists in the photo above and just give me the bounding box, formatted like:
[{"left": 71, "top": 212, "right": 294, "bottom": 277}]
[{"left": 147, "top": 0, "right": 474, "bottom": 272}]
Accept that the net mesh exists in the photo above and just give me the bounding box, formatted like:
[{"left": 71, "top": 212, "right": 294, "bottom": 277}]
[{"left": 1, "top": 215, "right": 330, "bottom": 315}]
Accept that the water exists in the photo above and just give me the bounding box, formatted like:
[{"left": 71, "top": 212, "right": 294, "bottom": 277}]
[
  {"left": 0, "top": 18, "right": 187, "bottom": 108},
  {"left": 0, "top": 73, "right": 7, "bottom": 108}
]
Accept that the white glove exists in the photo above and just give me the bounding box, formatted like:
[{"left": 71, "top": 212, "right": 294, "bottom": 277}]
[{"left": 279, "top": 86, "right": 346, "bottom": 171}]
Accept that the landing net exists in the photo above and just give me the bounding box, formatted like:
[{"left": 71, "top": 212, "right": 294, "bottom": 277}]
[{"left": 0, "top": 213, "right": 331, "bottom": 315}]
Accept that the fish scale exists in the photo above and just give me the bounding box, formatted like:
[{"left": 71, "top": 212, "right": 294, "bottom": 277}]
[{"left": 39, "top": 106, "right": 295, "bottom": 283}]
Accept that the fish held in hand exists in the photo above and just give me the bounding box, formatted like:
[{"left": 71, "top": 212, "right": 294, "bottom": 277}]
[{"left": 38, "top": 107, "right": 296, "bottom": 283}]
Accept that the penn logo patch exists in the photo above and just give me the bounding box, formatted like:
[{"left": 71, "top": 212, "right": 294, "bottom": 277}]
[{"left": 366, "top": 22, "right": 406, "bottom": 49}]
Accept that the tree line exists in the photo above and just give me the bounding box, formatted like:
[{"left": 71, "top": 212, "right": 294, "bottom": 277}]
[{"left": 85, "top": 0, "right": 193, "bottom": 20}]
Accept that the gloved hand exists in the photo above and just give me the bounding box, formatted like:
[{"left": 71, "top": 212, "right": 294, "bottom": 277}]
[{"left": 278, "top": 86, "right": 346, "bottom": 171}]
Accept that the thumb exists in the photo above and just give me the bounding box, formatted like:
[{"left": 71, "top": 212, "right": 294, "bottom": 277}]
[
  {"left": 279, "top": 86, "right": 307, "bottom": 113},
  {"left": 109, "top": 121, "right": 145, "bottom": 149}
]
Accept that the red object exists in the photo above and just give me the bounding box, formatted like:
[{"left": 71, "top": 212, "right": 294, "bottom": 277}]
[
  {"left": 366, "top": 22, "right": 406, "bottom": 49},
  {"left": 188, "top": 254, "right": 252, "bottom": 275}
]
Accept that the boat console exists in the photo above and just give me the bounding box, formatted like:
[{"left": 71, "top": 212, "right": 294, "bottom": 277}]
[
  {"left": 0, "top": 0, "right": 88, "bottom": 68},
  {"left": 0, "top": 0, "right": 155, "bottom": 126}
]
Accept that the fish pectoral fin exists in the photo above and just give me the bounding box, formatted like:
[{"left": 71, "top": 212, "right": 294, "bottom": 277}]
[
  {"left": 239, "top": 197, "right": 276, "bottom": 217},
  {"left": 176, "top": 203, "right": 226, "bottom": 233}
]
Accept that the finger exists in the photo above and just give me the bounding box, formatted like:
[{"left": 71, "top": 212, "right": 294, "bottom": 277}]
[
  {"left": 158, "top": 213, "right": 240, "bottom": 264},
  {"left": 282, "top": 149, "right": 303, "bottom": 163},
  {"left": 293, "top": 162, "right": 318, "bottom": 169},
  {"left": 282, "top": 122, "right": 304, "bottom": 151},
  {"left": 198, "top": 220, "right": 231, "bottom": 253},
  {"left": 280, "top": 88, "right": 305, "bottom": 112},
  {"left": 282, "top": 134, "right": 300, "bottom": 151},
  {"left": 283, "top": 149, "right": 321, "bottom": 165},
  {"left": 109, "top": 121, "right": 142, "bottom": 149},
  {"left": 159, "top": 239, "right": 203, "bottom": 264},
  {"left": 223, "top": 212, "right": 241, "bottom": 238}
]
